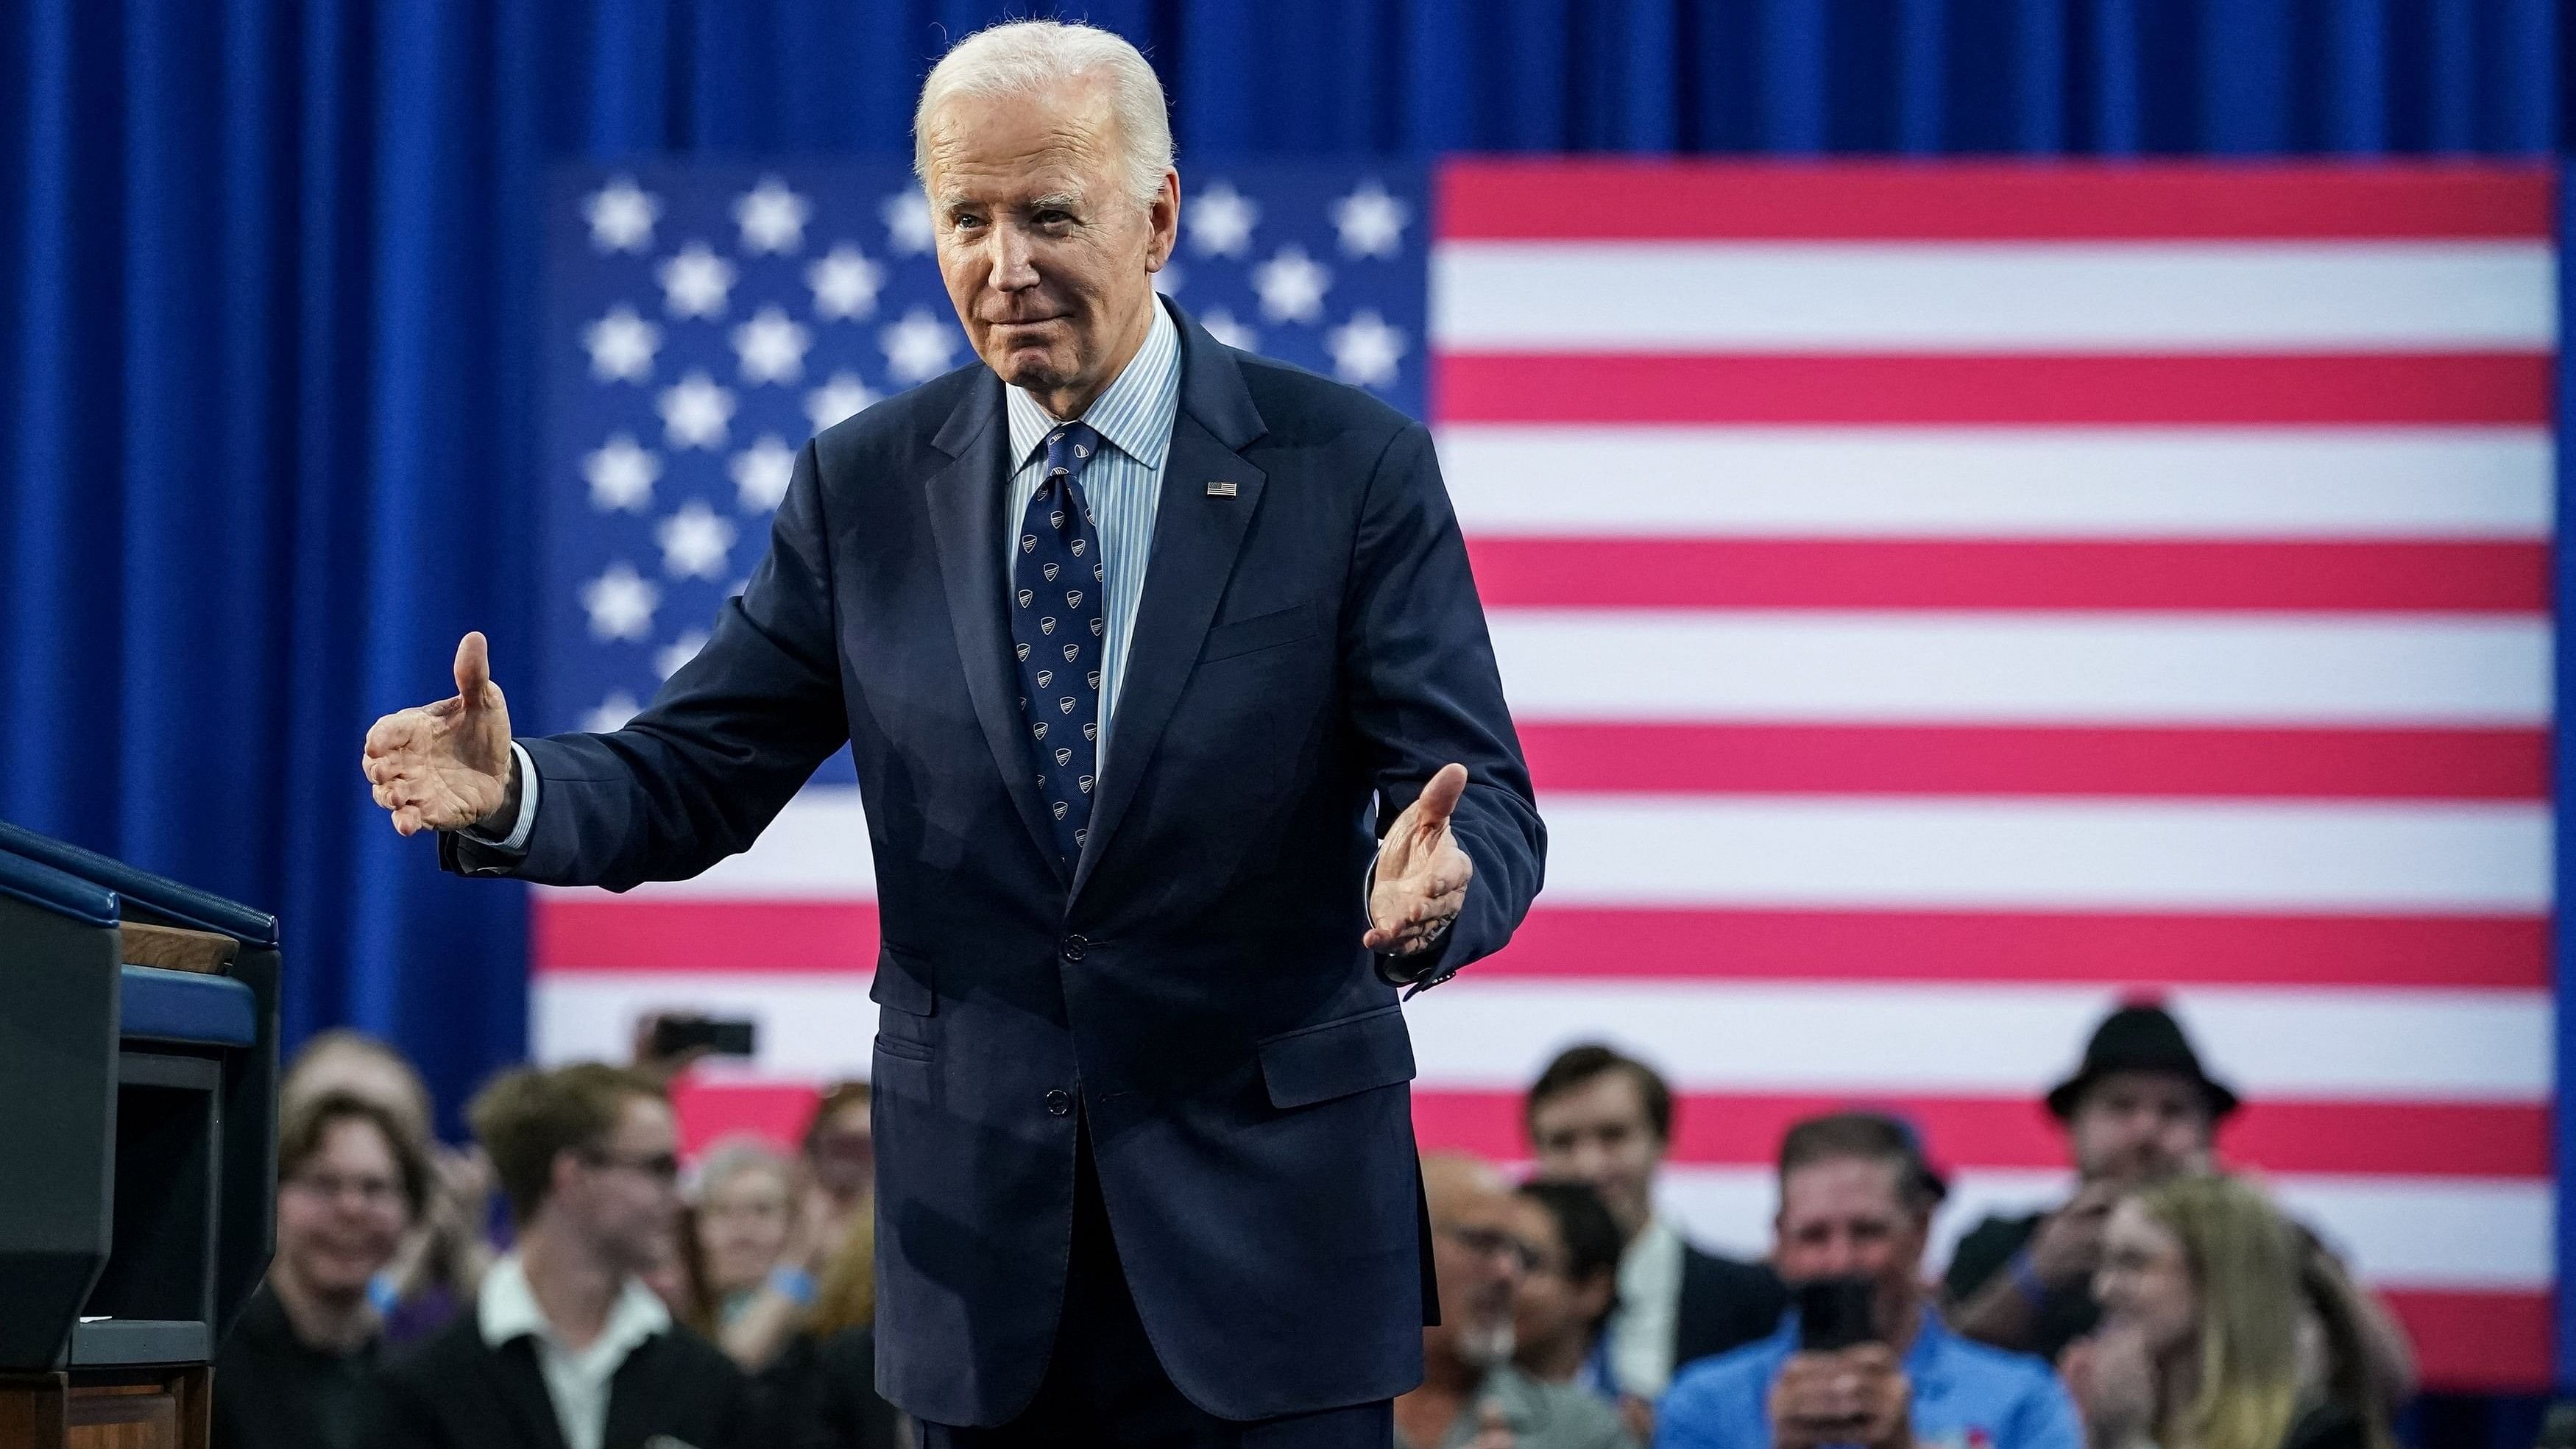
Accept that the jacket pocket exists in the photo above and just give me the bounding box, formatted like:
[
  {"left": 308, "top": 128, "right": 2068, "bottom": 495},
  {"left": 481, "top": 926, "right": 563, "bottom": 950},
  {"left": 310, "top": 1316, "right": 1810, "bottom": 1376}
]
[
  {"left": 868, "top": 943, "right": 935, "bottom": 1016},
  {"left": 873, "top": 1032, "right": 935, "bottom": 1063},
  {"left": 1199, "top": 599, "right": 1320, "bottom": 664},
  {"left": 1256, "top": 1004, "right": 1416, "bottom": 1110}
]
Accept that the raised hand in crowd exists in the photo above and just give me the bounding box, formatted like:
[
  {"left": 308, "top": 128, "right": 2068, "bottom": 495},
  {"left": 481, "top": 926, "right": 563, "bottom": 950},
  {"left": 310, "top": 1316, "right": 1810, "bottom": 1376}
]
[
  {"left": 2059, "top": 1324, "right": 2159, "bottom": 1449},
  {"left": 2026, "top": 1181, "right": 2123, "bottom": 1292}
]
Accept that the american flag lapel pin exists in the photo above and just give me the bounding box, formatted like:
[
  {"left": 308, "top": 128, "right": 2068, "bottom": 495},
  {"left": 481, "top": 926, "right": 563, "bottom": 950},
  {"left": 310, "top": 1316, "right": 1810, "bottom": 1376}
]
[{"left": 1205, "top": 480, "right": 1239, "bottom": 498}]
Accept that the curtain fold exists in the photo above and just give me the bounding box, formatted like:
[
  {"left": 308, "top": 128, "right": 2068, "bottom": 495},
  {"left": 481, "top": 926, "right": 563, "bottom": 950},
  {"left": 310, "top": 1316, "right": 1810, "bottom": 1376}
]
[{"left": 0, "top": 0, "right": 2558, "bottom": 1132}]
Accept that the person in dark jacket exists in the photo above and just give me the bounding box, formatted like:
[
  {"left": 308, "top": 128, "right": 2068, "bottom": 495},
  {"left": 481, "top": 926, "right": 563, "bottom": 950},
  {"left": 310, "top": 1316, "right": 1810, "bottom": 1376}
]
[
  {"left": 359, "top": 1063, "right": 766, "bottom": 1449},
  {"left": 1524, "top": 1044, "right": 1786, "bottom": 1403},
  {"left": 213, "top": 1090, "right": 429, "bottom": 1449}
]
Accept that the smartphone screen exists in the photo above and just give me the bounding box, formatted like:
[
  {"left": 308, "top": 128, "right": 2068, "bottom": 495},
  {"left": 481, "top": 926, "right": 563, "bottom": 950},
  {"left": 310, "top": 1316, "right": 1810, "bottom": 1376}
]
[{"left": 1795, "top": 1277, "right": 1878, "bottom": 1353}]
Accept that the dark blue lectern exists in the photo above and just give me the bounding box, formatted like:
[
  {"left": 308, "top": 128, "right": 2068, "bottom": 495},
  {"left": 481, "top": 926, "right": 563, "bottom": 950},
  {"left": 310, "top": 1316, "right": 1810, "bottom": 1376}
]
[{"left": 0, "top": 821, "right": 279, "bottom": 1448}]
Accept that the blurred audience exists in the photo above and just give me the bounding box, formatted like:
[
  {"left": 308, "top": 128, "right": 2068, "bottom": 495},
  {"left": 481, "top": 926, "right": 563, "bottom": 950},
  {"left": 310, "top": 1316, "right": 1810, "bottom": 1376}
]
[
  {"left": 283, "top": 1029, "right": 496, "bottom": 1343},
  {"left": 360, "top": 1062, "right": 764, "bottom": 1449},
  {"left": 1943, "top": 1005, "right": 2414, "bottom": 1410},
  {"left": 1655, "top": 1113, "right": 2078, "bottom": 1449},
  {"left": 2062, "top": 1174, "right": 2393, "bottom": 1449},
  {"left": 213, "top": 1090, "right": 428, "bottom": 1449},
  {"left": 1526, "top": 1045, "right": 1785, "bottom": 1407},
  {"left": 780, "top": 1207, "right": 904, "bottom": 1449},
  {"left": 687, "top": 1136, "right": 821, "bottom": 1372},
  {"left": 1396, "top": 1152, "right": 1635, "bottom": 1449},
  {"left": 802, "top": 1079, "right": 877, "bottom": 1254},
  {"left": 1514, "top": 1179, "right": 1651, "bottom": 1442}
]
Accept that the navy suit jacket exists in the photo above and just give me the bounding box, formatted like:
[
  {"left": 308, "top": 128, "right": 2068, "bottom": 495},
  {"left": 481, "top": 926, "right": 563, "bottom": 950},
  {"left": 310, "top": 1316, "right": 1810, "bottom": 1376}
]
[{"left": 446, "top": 300, "right": 1546, "bottom": 1423}]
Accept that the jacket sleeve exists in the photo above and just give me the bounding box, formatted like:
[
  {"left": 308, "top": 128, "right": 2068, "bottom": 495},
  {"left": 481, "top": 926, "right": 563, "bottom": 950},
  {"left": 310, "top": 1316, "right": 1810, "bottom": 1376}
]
[
  {"left": 443, "top": 437, "right": 850, "bottom": 890},
  {"left": 1341, "top": 420, "right": 1546, "bottom": 989}
]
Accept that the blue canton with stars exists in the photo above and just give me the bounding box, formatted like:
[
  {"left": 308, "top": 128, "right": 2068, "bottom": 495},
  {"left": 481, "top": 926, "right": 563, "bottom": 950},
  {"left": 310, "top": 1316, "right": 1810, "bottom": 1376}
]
[{"left": 544, "top": 161, "right": 1429, "bottom": 788}]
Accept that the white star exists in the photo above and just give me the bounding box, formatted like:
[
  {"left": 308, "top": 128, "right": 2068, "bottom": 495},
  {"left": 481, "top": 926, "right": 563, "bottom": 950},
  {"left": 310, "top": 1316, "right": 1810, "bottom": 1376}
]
[
  {"left": 1330, "top": 180, "right": 1411, "bottom": 259},
  {"left": 582, "top": 433, "right": 660, "bottom": 512},
  {"left": 1251, "top": 245, "right": 1331, "bottom": 323},
  {"left": 657, "top": 370, "right": 735, "bottom": 449},
  {"left": 730, "top": 435, "right": 797, "bottom": 513},
  {"left": 731, "top": 305, "right": 811, "bottom": 384},
  {"left": 807, "top": 244, "right": 884, "bottom": 319},
  {"left": 583, "top": 177, "right": 659, "bottom": 253},
  {"left": 805, "top": 372, "right": 879, "bottom": 432},
  {"left": 657, "top": 242, "right": 736, "bottom": 318},
  {"left": 657, "top": 500, "right": 737, "bottom": 580},
  {"left": 581, "top": 304, "right": 660, "bottom": 382},
  {"left": 882, "top": 307, "right": 960, "bottom": 384},
  {"left": 579, "top": 562, "right": 659, "bottom": 641},
  {"left": 1325, "top": 309, "right": 1407, "bottom": 388},
  {"left": 1200, "top": 308, "right": 1259, "bottom": 352},
  {"left": 882, "top": 191, "right": 934, "bottom": 255},
  {"left": 733, "top": 177, "right": 810, "bottom": 254},
  {"left": 656, "top": 629, "right": 710, "bottom": 680},
  {"left": 584, "top": 690, "right": 641, "bottom": 733},
  {"left": 1187, "top": 181, "right": 1258, "bottom": 258}
]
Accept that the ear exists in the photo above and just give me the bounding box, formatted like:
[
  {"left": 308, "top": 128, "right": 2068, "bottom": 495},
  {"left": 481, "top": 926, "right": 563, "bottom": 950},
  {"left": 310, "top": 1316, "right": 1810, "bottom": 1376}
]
[
  {"left": 549, "top": 1147, "right": 587, "bottom": 1207},
  {"left": 1146, "top": 169, "right": 1180, "bottom": 271}
]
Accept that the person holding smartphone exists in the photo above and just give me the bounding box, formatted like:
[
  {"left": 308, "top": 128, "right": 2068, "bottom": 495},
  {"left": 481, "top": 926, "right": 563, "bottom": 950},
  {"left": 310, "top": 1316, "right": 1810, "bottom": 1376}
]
[{"left": 1654, "top": 1114, "right": 2078, "bottom": 1449}]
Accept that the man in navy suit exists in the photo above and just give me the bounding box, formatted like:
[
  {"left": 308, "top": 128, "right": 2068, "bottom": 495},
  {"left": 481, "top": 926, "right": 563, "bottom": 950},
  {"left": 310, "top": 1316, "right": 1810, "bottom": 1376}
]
[{"left": 361, "top": 18, "right": 1545, "bottom": 1445}]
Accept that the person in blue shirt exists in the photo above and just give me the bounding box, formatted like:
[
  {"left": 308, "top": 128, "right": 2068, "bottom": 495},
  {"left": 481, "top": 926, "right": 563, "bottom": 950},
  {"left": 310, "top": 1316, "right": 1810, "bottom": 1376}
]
[{"left": 1655, "top": 1113, "right": 2080, "bottom": 1449}]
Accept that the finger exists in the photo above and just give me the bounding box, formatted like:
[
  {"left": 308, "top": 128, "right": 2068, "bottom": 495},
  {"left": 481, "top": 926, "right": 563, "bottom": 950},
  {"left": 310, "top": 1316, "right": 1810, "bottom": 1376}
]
[
  {"left": 392, "top": 805, "right": 421, "bottom": 836},
  {"left": 1412, "top": 762, "right": 1468, "bottom": 829},
  {"left": 453, "top": 631, "right": 491, "bottom": 708}
]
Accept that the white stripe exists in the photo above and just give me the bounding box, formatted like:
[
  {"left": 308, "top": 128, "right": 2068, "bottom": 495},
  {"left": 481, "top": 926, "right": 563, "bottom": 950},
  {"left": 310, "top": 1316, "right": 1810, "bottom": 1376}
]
[
  {"left": 1490, "top": 610, "right": 2551, "bottom": 726},
  {"left": 531, "top": 974, "right": 2550, "bottom": 1102},
  {"left": 532, "top": 787, "right": 877, "bottom": 900},
  {"left": 1432, "top": 241, "right": 2555, "bottom": 352},
  {"left": 1437, "top": 426, "right": 2555, "bottom": 540},
  {"left": 1531, "top": 794, "right": 2550, "bottom": 912},
  {"left": 1652, "top": 1167, "right": 2551, "bottom": 1289},
  {"left": 1402, "top": 979, "right": 2549, "bottom": 1102}
]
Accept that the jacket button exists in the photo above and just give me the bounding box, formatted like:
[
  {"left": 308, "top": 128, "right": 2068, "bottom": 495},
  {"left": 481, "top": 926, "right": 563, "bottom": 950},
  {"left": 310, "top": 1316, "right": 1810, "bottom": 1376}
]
[
  {"left": 1061, "top": 934, "right": 1086, "bottom": 962},
  {"left": 1044, "top": 1089, "right": 1073, "bottom": 1117}
]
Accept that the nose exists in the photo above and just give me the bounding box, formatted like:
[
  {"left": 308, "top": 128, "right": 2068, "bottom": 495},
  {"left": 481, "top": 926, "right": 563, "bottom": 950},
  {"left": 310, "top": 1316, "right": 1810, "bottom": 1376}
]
[{"left": 986, "top": 221, "right": 1039, "bottom": 294}]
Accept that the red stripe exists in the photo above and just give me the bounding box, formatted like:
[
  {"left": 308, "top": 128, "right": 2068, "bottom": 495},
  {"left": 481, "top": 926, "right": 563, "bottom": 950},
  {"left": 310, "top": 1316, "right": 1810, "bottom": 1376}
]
[
  {"left": 531, "top": 899, "right": 2546, "bottom": 988},
  {"left": 1517, "top": 723, "right": 2549, "bottom": 800},
  {"left": 534, "top": 899, "right": 882, "bottom": 972},
  {"left": 668, "top": 1074, "right": 823, "bottom": 1158},
  {"left": 1406, "top": 1090, "right": 2547, "bottom": 1177},
  {"left": 1431, "top": 353, "right": 2550, "bottom": 425},
  {"left": 1437, "top": 161, "right": 2552, "bottom": 241},
  {"left": 1466, "top": 539, "right": 2549, "bottom": 612},
  {"left": 1475, "top": 908, "right": 2547, "bottom": 988},
  {"left": 2379, "top": 1290, "right": 2552, "bottom": 1392}
]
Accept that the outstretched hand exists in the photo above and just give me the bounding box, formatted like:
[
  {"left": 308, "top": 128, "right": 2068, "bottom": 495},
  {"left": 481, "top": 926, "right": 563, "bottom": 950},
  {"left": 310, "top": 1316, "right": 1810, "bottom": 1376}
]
[
  {"left": 361, "top": 632, "right": 517, "bottom": 837},
  {"left": 1365, "top": 762, "right": 1474, "bottom": 957}
]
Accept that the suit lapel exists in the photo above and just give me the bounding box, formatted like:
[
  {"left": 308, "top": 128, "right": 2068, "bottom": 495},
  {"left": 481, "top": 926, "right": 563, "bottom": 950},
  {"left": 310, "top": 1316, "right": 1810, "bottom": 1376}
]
[
  {"left": 925, "top": 376, "right": 1069, "bottom": 885},
  {"left": 1072, "top": 311, "right": 1268, "bottom": 899},
  {"left": 485, "top": 1337, "right": 573, "bottom": 1449},
  {"left": 602, "top": 1336, "right": 670, "bottom": 1449}
]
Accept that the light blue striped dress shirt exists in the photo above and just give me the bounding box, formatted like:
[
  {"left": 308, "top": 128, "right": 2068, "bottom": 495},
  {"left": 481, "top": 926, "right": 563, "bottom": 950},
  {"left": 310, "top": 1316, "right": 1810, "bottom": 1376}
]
[{"left": 999, "top": 299, "right": 1180, "bottom": 777}]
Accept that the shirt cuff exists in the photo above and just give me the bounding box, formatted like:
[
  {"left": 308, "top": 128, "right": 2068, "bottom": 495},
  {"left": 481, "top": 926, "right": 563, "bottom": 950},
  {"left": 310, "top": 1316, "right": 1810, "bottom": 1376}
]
[{"left": 461, "top": 742, "right": 539, "bottom": 854}]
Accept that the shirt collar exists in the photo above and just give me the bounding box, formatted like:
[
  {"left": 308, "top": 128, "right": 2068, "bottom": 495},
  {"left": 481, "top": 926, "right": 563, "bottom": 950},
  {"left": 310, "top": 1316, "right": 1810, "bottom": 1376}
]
[
  {"left": 1005, "top": 296, "right": 1182, "bottom": 474},
  {"left": 476, "top": 1251, "right": 671, "bottom": 1357}
]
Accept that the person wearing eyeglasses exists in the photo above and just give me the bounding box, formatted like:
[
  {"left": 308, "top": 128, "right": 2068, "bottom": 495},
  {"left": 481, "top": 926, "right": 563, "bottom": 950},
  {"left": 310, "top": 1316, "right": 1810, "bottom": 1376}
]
[
  {"left": 361, "top": 1063, "right": 768, "bottom": 1449},
  {"left": 1395, "top": 1154, "right": 1635, "bottom": 1449},
  {"left": 213, "top": 1090, "right": 429, "bottom": 1449}
]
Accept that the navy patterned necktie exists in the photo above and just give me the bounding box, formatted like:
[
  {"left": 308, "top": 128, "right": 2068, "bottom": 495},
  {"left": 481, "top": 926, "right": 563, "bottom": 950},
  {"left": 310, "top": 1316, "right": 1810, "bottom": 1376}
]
[{"left": 1012, "top": 420, "right": 1108, "bottom": 865}]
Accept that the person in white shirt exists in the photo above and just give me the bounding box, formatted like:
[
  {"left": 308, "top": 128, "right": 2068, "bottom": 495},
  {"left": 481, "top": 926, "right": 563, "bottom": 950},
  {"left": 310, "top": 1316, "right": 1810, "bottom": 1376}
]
[{"left": 360, "top": 1063, "right": 765, "bottom": 1449}]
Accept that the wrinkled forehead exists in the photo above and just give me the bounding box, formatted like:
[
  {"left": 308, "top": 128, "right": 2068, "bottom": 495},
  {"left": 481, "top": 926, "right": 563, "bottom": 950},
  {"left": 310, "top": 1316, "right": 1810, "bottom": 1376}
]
[{"left": 923, "top": 82, "right": 1119, "bottom": 205}]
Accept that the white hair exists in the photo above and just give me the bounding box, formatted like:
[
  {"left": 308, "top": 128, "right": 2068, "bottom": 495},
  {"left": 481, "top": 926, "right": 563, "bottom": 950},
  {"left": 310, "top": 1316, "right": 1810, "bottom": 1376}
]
[
  {"left": 687, "top": 1134, "right": 793, "bottom": 1204},
  {"left": 913, "top": 19, "right": 1175, "bottom": 209}
]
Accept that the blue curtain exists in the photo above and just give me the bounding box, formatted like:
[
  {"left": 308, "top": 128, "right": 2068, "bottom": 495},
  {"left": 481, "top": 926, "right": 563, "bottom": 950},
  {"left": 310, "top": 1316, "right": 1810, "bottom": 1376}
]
[{"left": 0, "top": 0, "right": 2559, "bottom": 1136}]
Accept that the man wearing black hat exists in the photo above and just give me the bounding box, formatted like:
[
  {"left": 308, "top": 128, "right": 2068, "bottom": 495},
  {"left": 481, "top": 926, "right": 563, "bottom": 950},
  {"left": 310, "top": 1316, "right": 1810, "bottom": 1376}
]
[{"left": 1942, "top": 1002, "right": 2235, "bottom": 1361}]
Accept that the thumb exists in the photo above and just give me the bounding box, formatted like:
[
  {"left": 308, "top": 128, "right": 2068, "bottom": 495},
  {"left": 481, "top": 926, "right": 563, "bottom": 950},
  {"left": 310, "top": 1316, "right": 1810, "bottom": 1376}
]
[
  {"left": 1414, "top": 762, "right": 1468, "bottom": 828},
  {"left": 453, "top": 631, "right": 492, "bottom": 707}
]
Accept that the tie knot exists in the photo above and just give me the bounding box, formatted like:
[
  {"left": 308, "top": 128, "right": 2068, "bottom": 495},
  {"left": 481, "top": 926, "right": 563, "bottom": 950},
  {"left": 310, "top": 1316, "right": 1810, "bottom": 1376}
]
[{"left": 1043, "top": 422, "right": 1105, "bottom": 483}]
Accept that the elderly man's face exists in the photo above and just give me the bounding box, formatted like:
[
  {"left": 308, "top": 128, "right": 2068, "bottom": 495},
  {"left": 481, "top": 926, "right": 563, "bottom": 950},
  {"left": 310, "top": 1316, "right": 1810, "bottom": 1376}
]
[{"left": 923, "top": 79, "right": 1178, "bottom": 417}]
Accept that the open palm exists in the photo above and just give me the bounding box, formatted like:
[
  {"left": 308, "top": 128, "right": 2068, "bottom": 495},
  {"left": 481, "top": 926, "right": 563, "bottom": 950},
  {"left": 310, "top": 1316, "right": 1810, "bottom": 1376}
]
[
  {"left": 1365, "top": 762, "right": 1474, "bottom": 956},
  {"left": 361, "top": 632, "right": 515, "bottom": 836}
]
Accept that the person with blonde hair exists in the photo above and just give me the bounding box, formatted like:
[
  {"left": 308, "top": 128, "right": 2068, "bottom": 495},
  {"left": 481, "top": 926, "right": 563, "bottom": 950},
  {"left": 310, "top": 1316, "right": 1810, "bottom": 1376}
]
[{"left": 2066, "top": 1175, "right": 2392, "bottom": 1449}]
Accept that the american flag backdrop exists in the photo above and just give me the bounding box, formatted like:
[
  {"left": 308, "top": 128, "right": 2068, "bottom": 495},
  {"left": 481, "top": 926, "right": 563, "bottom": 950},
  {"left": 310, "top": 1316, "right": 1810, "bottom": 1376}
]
[{"left": 537, "top": 161, "right": 2556, "bottom": 1391}]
